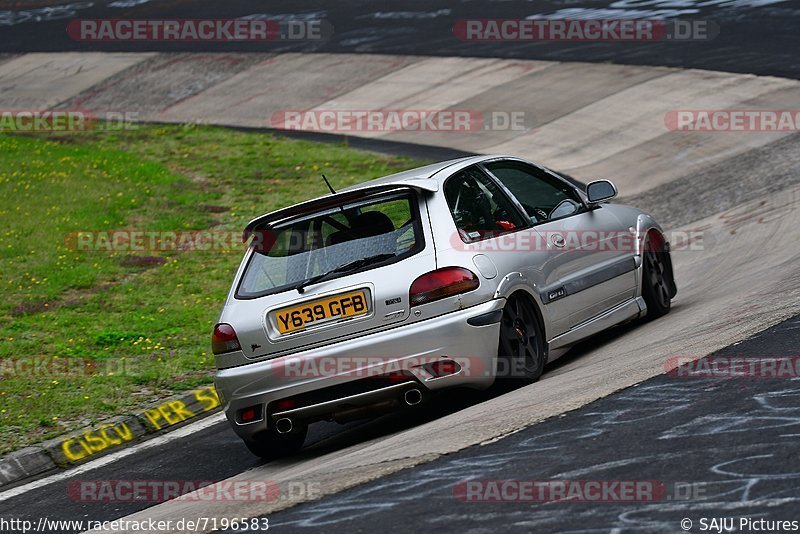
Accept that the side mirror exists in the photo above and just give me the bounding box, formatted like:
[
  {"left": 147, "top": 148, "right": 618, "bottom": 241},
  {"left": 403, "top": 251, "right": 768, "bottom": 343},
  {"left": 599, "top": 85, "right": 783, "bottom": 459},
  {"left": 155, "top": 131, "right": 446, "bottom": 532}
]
[{"left": 586, "top": 180, "right": 618, "bottom": 204}]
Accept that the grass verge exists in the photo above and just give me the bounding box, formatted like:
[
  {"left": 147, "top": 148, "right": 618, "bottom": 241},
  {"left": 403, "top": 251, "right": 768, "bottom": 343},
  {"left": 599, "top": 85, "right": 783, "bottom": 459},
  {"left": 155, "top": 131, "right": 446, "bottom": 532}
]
[{"left": 0, "top": 124, "right": 423, "bottom": 454}]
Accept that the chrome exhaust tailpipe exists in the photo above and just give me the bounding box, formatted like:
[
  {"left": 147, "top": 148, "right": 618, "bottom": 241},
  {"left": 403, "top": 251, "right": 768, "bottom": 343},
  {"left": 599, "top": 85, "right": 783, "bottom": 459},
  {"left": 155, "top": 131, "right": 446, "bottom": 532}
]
[
  {"left": 404, "top": 389, "right": 423, "bottom": 406},
  {"left": 275, "top": 417, "right": 293, "bottom": 434}
]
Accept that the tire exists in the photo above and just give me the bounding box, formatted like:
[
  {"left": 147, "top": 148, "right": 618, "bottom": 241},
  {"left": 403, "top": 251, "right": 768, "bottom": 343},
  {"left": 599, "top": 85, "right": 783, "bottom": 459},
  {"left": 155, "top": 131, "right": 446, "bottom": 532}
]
[
  {"left": 496, "top": 293, "right": 547, "bottom": 384},
  {"left": 243, "top": 424, "right": 308, "bottom": 460},
  {"left": 641, "top": 231, "right": 674, "bottom": 319}
]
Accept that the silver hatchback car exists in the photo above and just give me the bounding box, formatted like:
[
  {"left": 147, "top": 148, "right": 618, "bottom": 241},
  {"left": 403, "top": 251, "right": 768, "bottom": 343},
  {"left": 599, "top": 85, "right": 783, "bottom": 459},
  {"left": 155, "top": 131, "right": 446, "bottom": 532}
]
[{"left": 212, "top": 155, "right": 676, "bottom": 458}]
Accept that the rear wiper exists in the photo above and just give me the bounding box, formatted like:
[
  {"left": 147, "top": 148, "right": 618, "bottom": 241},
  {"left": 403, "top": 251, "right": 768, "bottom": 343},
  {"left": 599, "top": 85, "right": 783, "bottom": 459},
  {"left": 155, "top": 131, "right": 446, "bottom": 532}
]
[{"left": 293, "top": 253, "right": 395, "bottom": 293}]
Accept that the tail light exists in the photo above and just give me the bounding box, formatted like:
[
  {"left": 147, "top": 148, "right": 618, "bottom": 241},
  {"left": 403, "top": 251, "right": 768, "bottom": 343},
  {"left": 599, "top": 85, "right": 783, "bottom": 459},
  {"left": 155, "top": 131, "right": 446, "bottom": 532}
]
[
  {"left": 409, "top": 267, "right": 479, "bottom": 306},
  {"left": 212, "top": 323, "right": 242, "bottom": 355}
]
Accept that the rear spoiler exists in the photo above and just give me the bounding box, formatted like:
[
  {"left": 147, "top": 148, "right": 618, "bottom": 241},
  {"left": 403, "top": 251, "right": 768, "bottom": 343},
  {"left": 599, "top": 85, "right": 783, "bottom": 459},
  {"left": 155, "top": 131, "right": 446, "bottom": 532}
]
[{"left": 242, "top": 179, "right": 438, "bottom": 242}]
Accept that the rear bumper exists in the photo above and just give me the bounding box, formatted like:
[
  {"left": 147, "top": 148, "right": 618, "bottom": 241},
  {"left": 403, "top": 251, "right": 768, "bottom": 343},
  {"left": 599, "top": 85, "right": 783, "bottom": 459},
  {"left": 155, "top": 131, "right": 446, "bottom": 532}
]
[
  {"left": 214, "top": 298, "right": 504, "bottom": 440},
  {"left": 272, "top": 381, "right": 421, "bottom": 426}
]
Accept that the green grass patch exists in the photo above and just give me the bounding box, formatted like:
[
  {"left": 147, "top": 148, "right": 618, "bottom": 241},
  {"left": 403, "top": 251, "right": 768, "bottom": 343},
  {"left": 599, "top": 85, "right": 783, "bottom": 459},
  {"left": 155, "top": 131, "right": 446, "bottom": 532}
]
[{"left": 0, "top": 124, "right": 423, "bottom": 453}]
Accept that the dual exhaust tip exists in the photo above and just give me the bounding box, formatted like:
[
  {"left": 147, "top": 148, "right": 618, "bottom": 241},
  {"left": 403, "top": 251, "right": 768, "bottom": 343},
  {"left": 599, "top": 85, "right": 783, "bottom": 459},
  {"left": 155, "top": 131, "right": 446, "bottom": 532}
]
[{"left": 274, "top": 388, "right": 424, "bottom": 434}]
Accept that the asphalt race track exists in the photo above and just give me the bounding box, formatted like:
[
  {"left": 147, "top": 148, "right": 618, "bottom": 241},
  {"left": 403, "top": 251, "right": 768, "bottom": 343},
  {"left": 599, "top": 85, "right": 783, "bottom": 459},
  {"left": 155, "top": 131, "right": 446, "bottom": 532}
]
[
  {"left": 1, "top": 1, "right": 800, "bottom": 533},
  {"left": 1, "top": 0, "right": 800, "bottom": 78},
  {"left": 263, "top": 316, "right": 800, "bottom": 532}
]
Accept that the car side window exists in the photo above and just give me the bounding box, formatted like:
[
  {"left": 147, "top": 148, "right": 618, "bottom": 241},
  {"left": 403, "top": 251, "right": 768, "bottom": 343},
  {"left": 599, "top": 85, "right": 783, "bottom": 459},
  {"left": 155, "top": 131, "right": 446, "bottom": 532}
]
[
  {"left": 484, "top": 161, "right": 583, "bottom": 224},
  {"left": 444, "top": 166, "right": 527, "bottom": 243}
]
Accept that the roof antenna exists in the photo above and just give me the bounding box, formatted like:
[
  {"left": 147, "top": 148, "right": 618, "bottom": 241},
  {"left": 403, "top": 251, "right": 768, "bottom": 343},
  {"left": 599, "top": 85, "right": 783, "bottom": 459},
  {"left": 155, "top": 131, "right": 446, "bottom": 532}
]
[{"left": 321, "top": 174, "right": 336, "bottom": 195}]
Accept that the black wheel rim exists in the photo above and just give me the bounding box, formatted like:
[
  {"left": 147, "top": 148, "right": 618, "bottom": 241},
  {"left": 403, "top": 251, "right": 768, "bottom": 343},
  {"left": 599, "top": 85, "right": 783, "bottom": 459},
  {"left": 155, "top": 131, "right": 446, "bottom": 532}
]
[
  {"left": 645, "top": 242, "right": 671, "bottom": 309},
  {"left": 500, "top": 296, "right": 542, "bottom": 375}
]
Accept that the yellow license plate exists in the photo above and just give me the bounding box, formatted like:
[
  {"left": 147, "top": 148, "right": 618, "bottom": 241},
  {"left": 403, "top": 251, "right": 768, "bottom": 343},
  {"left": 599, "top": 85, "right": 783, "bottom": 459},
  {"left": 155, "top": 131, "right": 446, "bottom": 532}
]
[{"left": 274, "top": 290, "right": 369, "bottom": 334}]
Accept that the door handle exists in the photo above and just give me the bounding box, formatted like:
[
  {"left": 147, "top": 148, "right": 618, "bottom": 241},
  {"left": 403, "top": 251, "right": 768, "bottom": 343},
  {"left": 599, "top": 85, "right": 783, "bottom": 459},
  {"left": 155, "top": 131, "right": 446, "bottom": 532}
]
[{"left": 551, "top": 233, "right": 566, "bottom": 248}]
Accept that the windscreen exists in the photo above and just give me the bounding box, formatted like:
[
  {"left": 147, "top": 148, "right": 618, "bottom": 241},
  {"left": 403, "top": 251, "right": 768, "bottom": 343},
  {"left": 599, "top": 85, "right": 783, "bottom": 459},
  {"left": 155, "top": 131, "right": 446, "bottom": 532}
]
[{"left": 237, "top": 191, "right": 422, "bottom": 298}]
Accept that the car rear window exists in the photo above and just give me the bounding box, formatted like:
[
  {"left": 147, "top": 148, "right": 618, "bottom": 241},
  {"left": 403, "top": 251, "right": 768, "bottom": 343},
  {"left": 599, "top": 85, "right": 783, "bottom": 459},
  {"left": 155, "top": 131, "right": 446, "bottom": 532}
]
[{"left": 236, "top": 191, "right": 423, "bottom": 298}]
